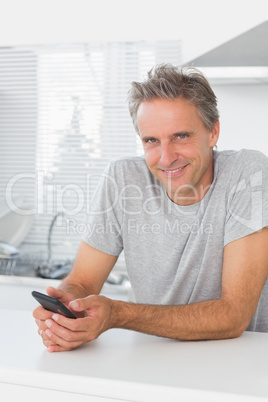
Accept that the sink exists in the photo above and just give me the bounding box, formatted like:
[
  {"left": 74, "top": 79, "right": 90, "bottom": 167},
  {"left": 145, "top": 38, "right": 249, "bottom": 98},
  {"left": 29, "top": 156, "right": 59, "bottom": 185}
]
[{"left": 0, "top": 197, "right": 33, "bottom": 247}]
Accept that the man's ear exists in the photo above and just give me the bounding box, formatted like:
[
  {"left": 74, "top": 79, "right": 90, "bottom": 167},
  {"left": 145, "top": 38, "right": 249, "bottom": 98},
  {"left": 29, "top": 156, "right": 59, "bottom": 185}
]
[{"left": 209, "top": 120, "right": 220, "bottom": 147}]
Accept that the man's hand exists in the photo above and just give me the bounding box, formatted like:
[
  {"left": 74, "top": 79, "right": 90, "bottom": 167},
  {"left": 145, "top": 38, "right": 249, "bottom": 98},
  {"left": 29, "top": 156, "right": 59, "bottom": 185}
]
[
  {"left": 32, "top": 242, "right": 119, "bottom": 352},
  {"left": 32, "top": 286, "right": 82, "bottom": 351},
  {"left": 39, "top": 295, "right": 114, "bottom": 352}
]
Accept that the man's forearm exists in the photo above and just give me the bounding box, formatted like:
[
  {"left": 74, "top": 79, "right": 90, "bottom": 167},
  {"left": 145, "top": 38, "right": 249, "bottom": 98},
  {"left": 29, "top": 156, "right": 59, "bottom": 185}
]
[
  {"left": 58, "top": 277, "right": 94, "bottom": 299},
  {"left": 41, "top": 291, "right": 251, "bottom": 352},
  {"left": 110, "top": 298, "right": 248, "bottom": 340}
]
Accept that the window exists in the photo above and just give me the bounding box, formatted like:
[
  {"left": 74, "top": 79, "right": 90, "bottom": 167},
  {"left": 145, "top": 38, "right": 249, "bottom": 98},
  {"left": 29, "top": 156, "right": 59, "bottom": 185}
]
[{"left": 0, "top": 41, "right": 181, "bottom": 269}]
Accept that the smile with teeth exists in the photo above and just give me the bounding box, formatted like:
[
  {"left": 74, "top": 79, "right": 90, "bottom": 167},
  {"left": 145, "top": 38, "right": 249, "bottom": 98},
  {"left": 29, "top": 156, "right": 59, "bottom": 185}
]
[{"left": 162, "top": 164, "right": 188, "bottom": 176}]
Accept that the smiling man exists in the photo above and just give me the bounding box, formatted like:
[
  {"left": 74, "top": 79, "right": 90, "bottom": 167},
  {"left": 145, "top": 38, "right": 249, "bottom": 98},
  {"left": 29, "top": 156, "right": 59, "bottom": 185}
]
[
  {"left": 137, "top": 97, "right": 219, "bottom": 205},
  {"left": 33, "top": 64, "right": 268, "bottom": 352}
]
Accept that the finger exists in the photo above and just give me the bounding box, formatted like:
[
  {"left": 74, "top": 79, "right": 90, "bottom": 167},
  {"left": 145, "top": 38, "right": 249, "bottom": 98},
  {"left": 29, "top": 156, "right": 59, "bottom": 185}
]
[
  {"left": 38, "top": 326, "right": 53, "bottom": 339},
  {"left": 44, "top": 327, "right": 84, "bottom": 351},
  {"left": 43, "top": 338, "right": 59, "bottom": 349},
  {"left": 51, "top": 313, "right": 79, "bottom": 330},
  {"left": 50, "top": 314, "right": 100, "bottom": 342},
  {"left": 46, "top": 287, "right": 76, "bottom": 308},
  {"left": 69, "top": 294, "right": 97, "bottom": 312},
  {"left": 46, "top": 286, "right": 64, "bottom": 300},
  {"left": 37, "top": 320, "right": 47, "bottom": 331},
  {"left": 35, "top": 318, "right": 53, "bottom": 333},
  {"left": 45, "top": 318, "right": 87, "bottom": 342},
  {"left": 47, "top": 344, "right": 74, "bottom": 353},
  {"left": 33, "top": 306, "right": 54, "bottom": 321},
  {"left": 51, "top": 313, "right": 92, "bottom": 333},
  {"left": 38, "top": 326, "right": 62, "bottom": 348},
  {"left": 36, "top": 324, "right": 61, "bottom": 351}
]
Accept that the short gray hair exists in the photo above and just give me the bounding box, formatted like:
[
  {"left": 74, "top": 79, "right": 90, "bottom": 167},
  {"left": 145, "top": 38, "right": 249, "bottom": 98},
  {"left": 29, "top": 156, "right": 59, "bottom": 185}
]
[{"left": 128, "top": 64, "right": 219, "bottom": 133}]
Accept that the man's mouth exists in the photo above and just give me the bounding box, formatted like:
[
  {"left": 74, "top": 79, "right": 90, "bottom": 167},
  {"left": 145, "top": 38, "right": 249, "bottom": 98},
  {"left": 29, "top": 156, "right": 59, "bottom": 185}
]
[{"left": 161, "top": 164, "right": 189, "bottom": 176}]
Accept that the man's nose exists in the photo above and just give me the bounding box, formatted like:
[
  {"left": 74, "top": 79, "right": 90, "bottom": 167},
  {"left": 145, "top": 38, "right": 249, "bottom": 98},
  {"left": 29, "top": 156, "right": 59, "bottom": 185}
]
[{"left": 159, "top": 142, "right": 178, "bottom": 167}]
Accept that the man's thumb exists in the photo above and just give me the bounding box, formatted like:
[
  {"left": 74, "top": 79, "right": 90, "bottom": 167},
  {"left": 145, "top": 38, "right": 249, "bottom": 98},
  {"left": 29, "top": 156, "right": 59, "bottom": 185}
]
[{"left": 69, "top": 298, "right": 89, "bottom": 311}]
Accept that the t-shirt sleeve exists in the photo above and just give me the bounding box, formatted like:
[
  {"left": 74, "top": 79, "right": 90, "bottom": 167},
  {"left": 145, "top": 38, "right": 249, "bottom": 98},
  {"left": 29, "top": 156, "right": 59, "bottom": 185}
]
[
  {"left": 81, "top": 162, "right": 123, "bottom": 256},
  {"left": 224, "top": 150, "right": 268, "bottom": 246}
]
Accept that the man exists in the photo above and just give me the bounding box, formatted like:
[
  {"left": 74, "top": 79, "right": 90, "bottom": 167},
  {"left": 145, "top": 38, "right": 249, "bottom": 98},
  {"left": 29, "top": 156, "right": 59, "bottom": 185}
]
[{"left": 33, "top": 64, "right": 268, "bottom": 352}]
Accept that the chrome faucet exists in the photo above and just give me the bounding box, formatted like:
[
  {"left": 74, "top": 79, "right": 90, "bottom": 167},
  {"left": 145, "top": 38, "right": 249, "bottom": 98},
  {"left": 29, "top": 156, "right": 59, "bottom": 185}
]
[
  {"left": 36, "top": 212, "right": 72, "bottom": 279},
  {"left": 47, "top": 211, "right": 65, "bottom": 264}
]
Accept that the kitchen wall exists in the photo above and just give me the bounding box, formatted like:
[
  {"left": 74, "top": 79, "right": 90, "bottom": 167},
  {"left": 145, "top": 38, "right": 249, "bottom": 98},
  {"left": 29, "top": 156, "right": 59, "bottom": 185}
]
[
  {"left": 213, "top": 84, "right": 268, "bottom": 155},
  {"left": 0, "top": 0, "right": 267, "bottom": 157}
]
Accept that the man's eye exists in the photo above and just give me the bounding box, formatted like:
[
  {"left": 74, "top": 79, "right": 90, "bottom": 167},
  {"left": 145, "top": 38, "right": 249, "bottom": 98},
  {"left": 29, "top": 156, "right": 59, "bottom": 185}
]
[
  {"left": 147, "top": 138, "right": 157, "bottom": 144},
  {"left": 177, "top": 134, "right": 187, "bottom": 139}
]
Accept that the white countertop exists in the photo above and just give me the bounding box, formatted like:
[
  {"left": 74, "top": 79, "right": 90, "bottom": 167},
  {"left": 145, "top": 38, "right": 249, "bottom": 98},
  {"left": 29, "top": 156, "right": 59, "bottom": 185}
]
[
  {"left": 0, "top": 274, "right": 130, "bottom": 310},
  {"left": 0, "top": 276, "right": 268, "bottom": 401}
]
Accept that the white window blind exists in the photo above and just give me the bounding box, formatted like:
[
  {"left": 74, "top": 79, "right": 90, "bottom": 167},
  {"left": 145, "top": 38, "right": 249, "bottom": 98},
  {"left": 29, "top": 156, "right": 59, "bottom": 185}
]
[{"left": 0, "top": 41, "right": 181, "bottom": 269}]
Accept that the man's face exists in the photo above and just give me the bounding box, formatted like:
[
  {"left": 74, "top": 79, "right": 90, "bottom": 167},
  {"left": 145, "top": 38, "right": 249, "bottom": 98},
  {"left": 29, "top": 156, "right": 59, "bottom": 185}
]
[{"left": 137, "top": 98, "right": 219, "bottom": 205}]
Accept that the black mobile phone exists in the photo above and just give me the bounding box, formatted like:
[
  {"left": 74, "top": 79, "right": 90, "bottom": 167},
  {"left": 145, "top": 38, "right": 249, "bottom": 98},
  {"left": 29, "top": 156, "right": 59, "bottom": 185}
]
[{"left": 32, "top": 290, "right": 77, "bottom": 319}]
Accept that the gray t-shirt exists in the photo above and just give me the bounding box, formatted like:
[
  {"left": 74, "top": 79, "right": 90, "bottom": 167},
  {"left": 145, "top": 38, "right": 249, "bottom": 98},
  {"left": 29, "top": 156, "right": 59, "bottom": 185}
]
[{"left": 82, "top": 149, "right": 268, "bottom": 332}]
